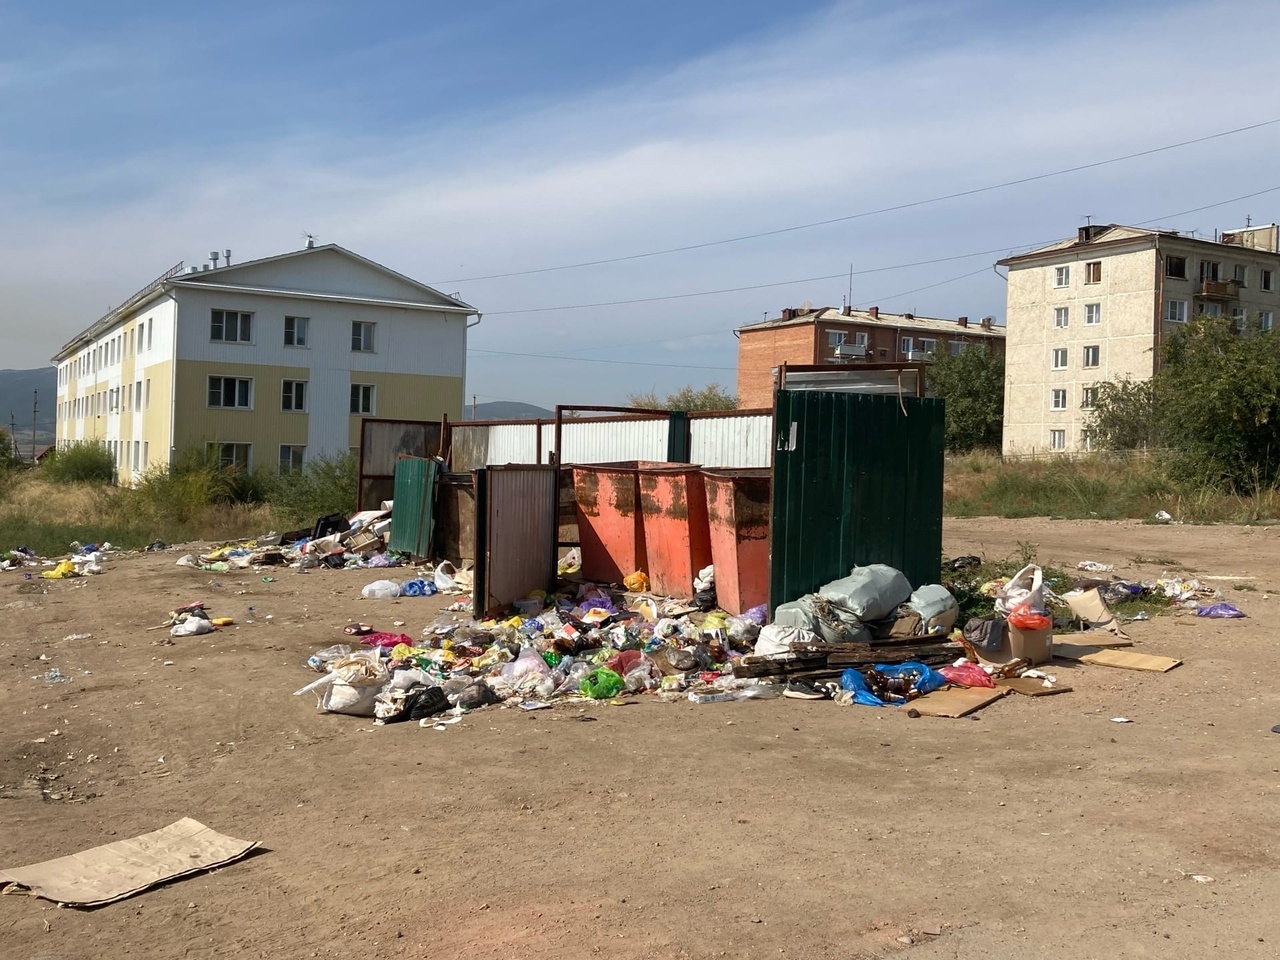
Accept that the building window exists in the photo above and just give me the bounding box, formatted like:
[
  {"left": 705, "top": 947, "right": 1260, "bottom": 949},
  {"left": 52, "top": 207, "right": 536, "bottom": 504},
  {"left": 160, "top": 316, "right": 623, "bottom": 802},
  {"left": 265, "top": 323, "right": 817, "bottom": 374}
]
[
  {"left": 279, "top": 445, "right": 306, "bottom": 473},
  {"left": 350, "top": 383, "right": 375, "bottom": 415},
  {"left": 281, "top": 380, "right": 307, "bottom": 412},
  {"left": 1085, "top": 303, "right": 1101, "bottom": 325},
  {"left": 826, "top": 330, "right": 846, "bottom": 347},
  {"left": 900, "top": 336, "right": 912, "bottom": 356},
  {"left": 878, "top": 348, "right": 888, "bottom": 358},
  {"left": 1199, "top": 260, "right": 1220, "bottom": 282},
  {"left": 1051, "top": 348, "right": 1068, "bottom": 370},
  {"left": 1049, "top": 429, "right": 1066, "bottom": 451},
  {"left": 949, "top": 340, "right": 963, "bottom": 356},
  {"left": 134, "top": 380, "right": 142, "bottom": 412},
  {"left": 1085, "top": 261, "right": 1102, "bottom": 284},
  {"left": 145, "top": 379, "right": 151, "bottom": 409},
  {"left": 207, "top": 376, "right": 253, "bottom": 409},
  {"left": 1054, "top": 266, "right": 1070, "bottom": 287},
  {"left": 1081, "top": 430, "right": 1094, "bottom": 452},
  {"left": 1231, "top": 307, "right": 1246, "bottom": 324},
  {"left": 1164, "top": 299, "right": 1188, "bottom": 323},
  {"left": 1234, "top": 264, "right": 1248, "bottom": 286},
  {"left": 209, "top": 442, "right": 251, "bottom": 470},
  {"left": 853, "top": 331, "right": 868, "bottom": 347},
  {"left": 1051, "top": 389, "right": 1067, "bottom": 410},
  {"left": 1262, "top": 311, "right": 1274, "bottom": 332},
  {"left": 1262, "top": 269, "right": 1274, "bottom": 292},
  {"left": 1054, "top": 307, "right": 1069, "bottom": 328},
  {"left": 285, "top": 316, "right": 310, "bottom": 347},
  {"left": 210, "top": 309, "right": 253, "bottom": 343},
  {"left": 146, "top": 319, "right": 153, "bottom": 351},
  {"left": 1083, "top": 345, "right": 1100, "bottom": 368},
  {"left": 1202, "top": 302, "right": 1222, "bottom": 318},
  {"left": 1081, "top": 386, "right": 1098, "bottom": 409},
  {"left": 351, "top": 321, "right": 375, "bottom": 352},
  {"left": 919, "top": 338, "right": 937, "bottom": 356}
]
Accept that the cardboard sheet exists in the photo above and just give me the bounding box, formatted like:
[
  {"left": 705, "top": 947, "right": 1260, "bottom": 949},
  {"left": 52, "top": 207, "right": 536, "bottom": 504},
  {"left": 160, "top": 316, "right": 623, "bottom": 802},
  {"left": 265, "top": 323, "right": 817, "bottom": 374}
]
[
  {"left": 0, "top": 818, "right": 257, "bottom": 907},
  {"left": 1054, "top": 644, "right": 1181, "bottom": 672},
  {"left": 911, "top": 686, "right": 1008, "bottom": 718},
  {"left": 1065, "top": 588, "right": 1130, "bottom": 639},
  {"left": 996, "top": 677, "right": 1073, "bottom": 697}
]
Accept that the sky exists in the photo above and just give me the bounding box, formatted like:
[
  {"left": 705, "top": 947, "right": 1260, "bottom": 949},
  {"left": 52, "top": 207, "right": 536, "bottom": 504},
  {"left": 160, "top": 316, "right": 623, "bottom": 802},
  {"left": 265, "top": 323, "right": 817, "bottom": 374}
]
[{"left": 4, "top": 0, "right": 1280, "bottom": 408}]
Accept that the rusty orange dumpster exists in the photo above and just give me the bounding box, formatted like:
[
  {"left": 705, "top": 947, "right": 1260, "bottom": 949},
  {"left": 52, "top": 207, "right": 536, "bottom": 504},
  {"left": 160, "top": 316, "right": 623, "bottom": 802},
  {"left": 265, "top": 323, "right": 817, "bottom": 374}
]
[
  {"left": 702, "top": 468, "right": 771, "bottom": 615},
  {"left": 638, "top": 463, "right": 712, "bottom": 599},
  {"left": 573, "top": 463, "right": 645, "bottom": 584}
]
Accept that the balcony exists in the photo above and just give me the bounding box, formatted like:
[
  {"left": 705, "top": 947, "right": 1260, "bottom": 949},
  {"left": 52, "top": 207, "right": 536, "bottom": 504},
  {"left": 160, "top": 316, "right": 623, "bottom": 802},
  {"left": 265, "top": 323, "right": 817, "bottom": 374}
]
[{"left": 1198, "top": 278, "right": 1240, "bottom": 300}]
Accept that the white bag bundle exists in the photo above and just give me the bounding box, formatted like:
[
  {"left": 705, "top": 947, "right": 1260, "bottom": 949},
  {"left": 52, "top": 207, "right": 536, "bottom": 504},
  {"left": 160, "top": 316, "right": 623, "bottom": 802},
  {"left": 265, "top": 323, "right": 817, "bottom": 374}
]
[
  {"left": 317, "top": 652, "right": 389, "bottom": 716},
  {"left": 819, "top": 565, "right": 912, "bottom": 622},
  {"left": 995, "top": 564, "right": 1045, "bottom": 615},
  {"left": 753, "top": 624, "right": 818, "bottom": 656},
  {"left": 906, "top": 584, "right": 959, "bottom": 634}
]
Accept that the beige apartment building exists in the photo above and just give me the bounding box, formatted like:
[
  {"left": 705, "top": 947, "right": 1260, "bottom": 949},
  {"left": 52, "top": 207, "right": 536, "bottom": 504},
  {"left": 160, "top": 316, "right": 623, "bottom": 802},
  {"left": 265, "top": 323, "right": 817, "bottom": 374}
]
[{"left": 998, "top": 222, "right": 1280, "bottom": 455}]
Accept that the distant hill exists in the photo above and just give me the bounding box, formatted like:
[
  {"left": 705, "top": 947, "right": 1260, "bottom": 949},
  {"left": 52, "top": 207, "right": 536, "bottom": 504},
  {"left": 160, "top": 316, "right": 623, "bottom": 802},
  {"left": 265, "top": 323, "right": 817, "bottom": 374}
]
[
  {"left": 0, "top": 367, "right": 56, "bottom": 442},
  {"left": 463, "top": 401, "right": 554, "bottom": 421}
]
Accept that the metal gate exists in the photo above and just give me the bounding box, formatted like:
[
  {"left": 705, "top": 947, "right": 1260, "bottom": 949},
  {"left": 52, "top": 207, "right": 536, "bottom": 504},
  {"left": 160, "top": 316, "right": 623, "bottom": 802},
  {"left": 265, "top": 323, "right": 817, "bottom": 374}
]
[
  {"left": 473, "top": 465, "right": 559, "bottom": 618},
  {"left": 769, "top": 390, "right": 944, "bottom": 609},
  {"left": 388, "top": 456, "right": 438, "bottom": 557}
]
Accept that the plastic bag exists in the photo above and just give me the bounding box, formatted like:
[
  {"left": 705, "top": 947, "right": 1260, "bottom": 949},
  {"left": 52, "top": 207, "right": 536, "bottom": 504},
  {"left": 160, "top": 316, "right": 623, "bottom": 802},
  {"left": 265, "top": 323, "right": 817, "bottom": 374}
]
[
  {"left": 838, "top": 668, "right": 888, "bottom": 707},
  {"left": 579, "top": 667, "right": 624, "bottom": 699},
  {"left": 819, "top": 565, "right": 912, "bottom": 621},
  {"left": 557, "top": 548, "right": 582, "bottom": 576},
  {"left": 623, "top": 571, "right": 650, "bottom": 593},
  {"left": 906, "top": 584, "right": 959, "bottom": 635},
  {"left": 939, "top": 662, "right": 995, "bottom": 688},
  {"left": 501, "top": 646, "right": 553, "bottom": 680},
  {"left": 1007, "top": 602, "right": 1052, "bottom": 631},
  {"left": 743, "top": 604, "right": 769, "bottom": 625},
  {"left": 874, "top": 661, "right": 947, "bottom": 696},
  {"left": 995, "top": 564, "right": 1044, "bottom": 616},
  {"left": 361, "top": 579, "right": 401, "bottom": 600},
  {"left": 434, "top": 562, "right": 459, "bottom": 592},
  {"left": 694, "top": 565, "right": 715, "bottom": 592},
  {"left": 753, "top": 624, "right": 816, "bottom": 656},
  {"left": 726, "top": 614, "right": 761, "bottom": 644},
  {"left": 1196, "top": 602, "right": 1246, "bottom": 619},
  {"left": 171, "top": 617, "right": 214, "bottom": 637}
]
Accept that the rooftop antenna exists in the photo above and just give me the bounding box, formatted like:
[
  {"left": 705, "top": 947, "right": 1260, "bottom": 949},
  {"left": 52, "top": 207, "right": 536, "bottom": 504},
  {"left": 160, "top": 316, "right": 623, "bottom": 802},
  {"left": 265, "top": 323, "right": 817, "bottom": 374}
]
[
  {"left": 1246, "top": 214, "right": 1253, "bottom": 227},
  {"left": 1083, "top": 215, "right": 1093, "bottom": 226},
  {"left": 847, "top": 262, "right": 853, "bottom": 309},
  {"left": 302, "top": 231, "right": 317, "bottom": 249}
]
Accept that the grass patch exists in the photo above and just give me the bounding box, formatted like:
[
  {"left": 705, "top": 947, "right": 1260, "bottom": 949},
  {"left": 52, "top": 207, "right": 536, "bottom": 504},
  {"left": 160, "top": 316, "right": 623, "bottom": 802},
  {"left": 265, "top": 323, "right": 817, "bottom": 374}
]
[{"left": 1234, "top": 583, "right": 1258, "bottom": 592}]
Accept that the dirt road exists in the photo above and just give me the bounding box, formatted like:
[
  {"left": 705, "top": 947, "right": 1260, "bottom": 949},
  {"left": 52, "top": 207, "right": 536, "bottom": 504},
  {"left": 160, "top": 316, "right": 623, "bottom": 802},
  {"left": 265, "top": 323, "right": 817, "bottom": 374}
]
[{"left": 3, "top": 518, "right": 1280, "bottom": 959}]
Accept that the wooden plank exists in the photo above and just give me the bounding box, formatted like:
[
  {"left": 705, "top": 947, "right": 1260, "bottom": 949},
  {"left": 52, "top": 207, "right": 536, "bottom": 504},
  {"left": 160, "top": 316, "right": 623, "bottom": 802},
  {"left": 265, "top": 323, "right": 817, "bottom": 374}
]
[
  {"left": 911, "top": 686, "right": 1008, "bottom": 718},
  {"left": 996, "top": 677, "right": 1073, "bottom": 697}
]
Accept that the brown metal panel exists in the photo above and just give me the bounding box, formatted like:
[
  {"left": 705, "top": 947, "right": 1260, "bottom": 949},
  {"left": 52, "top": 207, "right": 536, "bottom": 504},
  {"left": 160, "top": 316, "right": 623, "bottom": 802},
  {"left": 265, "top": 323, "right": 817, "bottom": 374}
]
[
  {"left": 479, "top": 465, "right": 558, "bottom": 616},
  {"left": 357, "top": 418, "right": 441, "bottom": 509}
]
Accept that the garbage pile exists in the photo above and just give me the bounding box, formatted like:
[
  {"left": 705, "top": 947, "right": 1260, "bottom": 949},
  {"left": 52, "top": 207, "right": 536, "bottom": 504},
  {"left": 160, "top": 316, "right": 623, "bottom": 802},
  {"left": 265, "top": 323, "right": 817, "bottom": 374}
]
[
  {"left": 1, "top": 542, "right": 111, "bottom": 578},
  {"left": 176, "top": 507, "right": 402, "bottom": 573}
]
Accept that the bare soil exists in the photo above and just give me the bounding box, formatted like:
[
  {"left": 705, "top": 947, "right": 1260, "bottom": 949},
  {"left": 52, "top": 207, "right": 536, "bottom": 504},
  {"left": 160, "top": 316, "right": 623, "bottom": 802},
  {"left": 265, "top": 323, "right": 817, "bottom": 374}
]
[{"left": 3, "top": 517, "right": 1280, "bottom": 959}]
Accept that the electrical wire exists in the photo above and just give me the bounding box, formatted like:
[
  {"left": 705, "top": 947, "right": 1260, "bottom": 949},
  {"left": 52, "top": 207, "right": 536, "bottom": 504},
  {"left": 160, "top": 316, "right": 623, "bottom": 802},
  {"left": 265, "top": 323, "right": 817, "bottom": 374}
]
[{"left": 435, "top": 118, "right": 1280, "bottom": 285}]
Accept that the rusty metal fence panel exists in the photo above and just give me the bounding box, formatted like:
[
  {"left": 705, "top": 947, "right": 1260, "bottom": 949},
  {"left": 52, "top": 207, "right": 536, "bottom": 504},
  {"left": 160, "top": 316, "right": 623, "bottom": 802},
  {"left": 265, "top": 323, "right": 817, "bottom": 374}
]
[
  {"left": 358, "top": 418, "right": 442, "bottom": 510},
  {"left": 473, "top": 465, "right": 558, "bottom": 617}
]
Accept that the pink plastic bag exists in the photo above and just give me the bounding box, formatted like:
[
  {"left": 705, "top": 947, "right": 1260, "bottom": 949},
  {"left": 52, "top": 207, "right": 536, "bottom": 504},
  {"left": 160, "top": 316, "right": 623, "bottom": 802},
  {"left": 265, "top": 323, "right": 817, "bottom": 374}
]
[{"left": 939, "top": 663, "right": 995, "bottom": 688}]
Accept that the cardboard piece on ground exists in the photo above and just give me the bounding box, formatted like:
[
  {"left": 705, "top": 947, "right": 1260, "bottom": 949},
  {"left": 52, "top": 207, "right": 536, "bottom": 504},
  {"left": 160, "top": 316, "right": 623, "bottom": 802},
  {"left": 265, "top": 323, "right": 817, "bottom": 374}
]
[
  {"left": 996, "top": 676, "right": 1073, "bottom": 697},
  {"left": 1065, "top": 588, "right": 1131, "bottom": 639},
  {"left": 911, "top": 685, "right": 1008, "bottom": 718},
  {"left": 1054, "top": 644, "right": 1181, "bottom": 673},
  {"left": 0, "top": 818, "right": 257, "bottom": 907},
  {"left": 1067, "top": 634, "right": 1133, "bottom": 649}
]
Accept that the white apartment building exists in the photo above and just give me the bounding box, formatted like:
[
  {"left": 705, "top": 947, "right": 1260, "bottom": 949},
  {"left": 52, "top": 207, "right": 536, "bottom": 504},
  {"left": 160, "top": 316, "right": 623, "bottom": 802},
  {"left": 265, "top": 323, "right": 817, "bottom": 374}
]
[
  {"left": 52, "top": 242, "right": 479, "bottom": 479},
  {"left": 998, "top": 222, "right": 1280, "bottom": 455}
]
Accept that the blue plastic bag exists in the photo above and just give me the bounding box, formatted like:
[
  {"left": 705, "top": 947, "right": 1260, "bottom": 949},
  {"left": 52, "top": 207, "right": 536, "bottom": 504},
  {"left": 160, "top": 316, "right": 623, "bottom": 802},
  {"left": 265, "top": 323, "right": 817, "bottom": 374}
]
[
  {"left": 873, "top": 660, "right": 948, "bottom": 696},
  {"left": 1196, "top": 602, "right": 1246, "bottom": 619},
  {"left": 839, "top": 668, "right": 889, "bottom": 707}
]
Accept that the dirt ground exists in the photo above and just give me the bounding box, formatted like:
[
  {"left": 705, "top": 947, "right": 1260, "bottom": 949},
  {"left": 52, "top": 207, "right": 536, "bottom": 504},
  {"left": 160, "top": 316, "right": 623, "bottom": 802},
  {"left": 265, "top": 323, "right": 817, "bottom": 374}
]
[{"left": 3, "top": 518, "right": 1280, "bottom": 959}]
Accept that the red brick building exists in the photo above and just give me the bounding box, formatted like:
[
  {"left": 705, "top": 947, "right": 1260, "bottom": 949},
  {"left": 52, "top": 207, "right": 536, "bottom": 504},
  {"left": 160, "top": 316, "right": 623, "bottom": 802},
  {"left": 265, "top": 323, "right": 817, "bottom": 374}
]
[{"left": 736, "top": 305, "right": 1005, "bottom": 408}]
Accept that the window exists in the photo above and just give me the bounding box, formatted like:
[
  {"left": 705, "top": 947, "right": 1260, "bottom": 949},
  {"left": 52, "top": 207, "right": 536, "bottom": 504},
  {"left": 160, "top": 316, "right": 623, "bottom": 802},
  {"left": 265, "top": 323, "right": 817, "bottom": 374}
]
[
  {"left": 853, "top": 332, "right": 868, "bottom": 347},
  {"left": 285, "top": 316, "right": 310, "bottom": 347},
  {"left": 949, "top": 340, "right": 963, "bottom": 356},
  {"left": 1081, "top": 430, "right": 1094, "bottom": 452},
  {"left": 1262, "top": 311, "right": 1274, "bottom": 332},
  {"left": 1199, "top": 260, "right": 1220, "bottom": 282},
  {"left": 900, "top": 336, "right": 912, "bottom": 355},
  {"left": 350, "top": 383, "right": 375, "bottom": 415},
  {"left": 132, "top": 441, "right": 140, "bottom": 472},
  {"left": 1081, "top": 386, "right": 1098, "bottom": 409},
  {"left": 144, "top": 379, "right": 151, "bottom": 409},
  {"left": 209, "top": 442, "right": 251, "bottom": 470},
  {"left": 1054, "top": 265, "right": 1070, "bottom": 287},
  {"left": 877, "top": 348, "right": 888, "bottom": 358},
  {"left": 1082, "top": 345, "right": 1100, "bottom": 368},
  {"left": 1085, "top": 261, "right": 1102, "bottom": 284},
  {"left": 1202, "top": 302, "right": 1222, "bottom": 318},
  {"left": 1163, "top": 299, "right": 1188, "bottom": 323},
  {"left": 1234, "top": 264, "right": 1248, "bottom": 286},
  {"left": 1263, "top": 269, "right": 1274, "bottom": 292},
  {"left": 279, "top": 445, "right": 306, "bottom": 474},
  {"left": 207, "top": 376, "right": 252, "bottom": 408},
  {"left": 134, "top": 380, "right": 142, "bottom": 412},
  {"left": 1231, "top": 307, "right": 1246, "bottom": 323},
  {"left": 1050, "top": 389, "right": 1067, "bottom": 410},
  {"left": 1054, "top": 307, "right": 1069, "bottom": 328},
  {"left": 1051, "top": 348, "right": 1068, "bottom": 370},
  {"left": 281, "top": 380, "right": 307, "bottom": 412},
  {"left": 826, "top": 330, "right": 846, "bottom": 347},
  {"left": 146, "top": 319, "right": 153, "bottom": 351},
  {"left": 351, "top": 321, "right": 375, "bottom": 352},
  {"left": 1049, "top": 429, "right": 1066, "bottom": 451},
  {"left": 210, "top": 309, "right": 253, "bottom": 342},
  {"left": 143, "top": 442, "right": 149, "bottom": 467},
  {"left": 919, "top": 338, "right": 937, "bottom": 356},
  {"left": 1085, "top": 303, "right": 1101, "bottom": 325}
]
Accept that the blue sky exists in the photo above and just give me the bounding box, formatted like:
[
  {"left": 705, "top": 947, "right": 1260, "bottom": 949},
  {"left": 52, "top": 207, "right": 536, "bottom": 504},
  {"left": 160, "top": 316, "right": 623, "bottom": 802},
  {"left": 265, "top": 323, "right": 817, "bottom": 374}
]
[{"left": 3, "top": 0, "right": 1278, "bottom": 408}]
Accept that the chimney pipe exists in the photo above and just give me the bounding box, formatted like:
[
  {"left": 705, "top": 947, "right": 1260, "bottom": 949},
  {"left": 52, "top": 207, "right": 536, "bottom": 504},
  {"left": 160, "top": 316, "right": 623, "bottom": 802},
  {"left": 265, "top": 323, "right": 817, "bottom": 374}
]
[
  {"left": 210, "top": 250, "right": 220, "bottom": 268},
  {"left": 842, "top": 304, "right": 852, "bottom": 317},
  {"left": 781, "top": 307, "right": 794, "bottom": 321},
  {"left": 868, "top": 306, "right": 879, "bottom": 320},
  {"left": 223, "top": 249, "right": 232, "bottom": 266},
  {"left": 958, "top": 316, "right": 968, "bottom": 327},
  {"left": 981, "top": 317, "right": 993, "bottom": 330}
]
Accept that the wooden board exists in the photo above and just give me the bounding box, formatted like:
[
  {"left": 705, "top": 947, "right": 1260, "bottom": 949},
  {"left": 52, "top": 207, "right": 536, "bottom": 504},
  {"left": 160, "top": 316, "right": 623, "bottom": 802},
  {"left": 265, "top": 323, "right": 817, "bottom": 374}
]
[
  {"left": 1054, "top": 644, "right": 1181, "bottom": 672},
  {"left": 910, "top": 686, "right": 1008, "bottom": 718},
  {"left": 996, "top": 677, "right": 1073, "bottom": 697}
]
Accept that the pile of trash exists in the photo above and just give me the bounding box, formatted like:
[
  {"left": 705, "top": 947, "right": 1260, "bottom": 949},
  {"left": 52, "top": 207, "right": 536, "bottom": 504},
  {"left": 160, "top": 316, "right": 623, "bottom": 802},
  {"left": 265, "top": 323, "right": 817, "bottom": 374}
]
[{"left": 1, "top": 542, "right": 111, "bottom": 578}]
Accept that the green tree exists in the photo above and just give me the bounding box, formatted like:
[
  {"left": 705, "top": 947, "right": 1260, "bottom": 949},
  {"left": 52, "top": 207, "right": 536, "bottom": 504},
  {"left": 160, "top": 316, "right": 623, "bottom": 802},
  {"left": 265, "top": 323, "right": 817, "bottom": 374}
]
[
  {"left": 925, "top": 345, "right": 1005, "bottom": 451},
  {"left": 1087, "top": 377, "right": 1160, "bottom": 451},
  {"left": 627, "top": 383, "right": 738, "bottom": 412}
]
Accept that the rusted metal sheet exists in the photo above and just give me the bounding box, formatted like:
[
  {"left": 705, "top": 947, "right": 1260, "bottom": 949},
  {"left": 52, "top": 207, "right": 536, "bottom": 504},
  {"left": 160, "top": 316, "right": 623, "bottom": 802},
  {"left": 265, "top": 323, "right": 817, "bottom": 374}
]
[
  {"left": 704, "top": 468, "right": 771, "bottom": 615},
  {"left": 572, "top": 463, "right": 646, "bottom": 584},
  {"left": 639, "top": 466, "right": 711, "bottom": 598},
  {"left": 689, "top": 414, "right": 772, "bottom": 468},
  {"left": 434, "top": 472, "right": 476, "bottom": 565},
  {"left": 473, "top": 465, "right": 558, "bottom": 617},
  {"left": 448, "top": 423, "right": 489, "bottom": 472},
  {"left": 358, "top": 418, "right": 442, "bottom": 510}
]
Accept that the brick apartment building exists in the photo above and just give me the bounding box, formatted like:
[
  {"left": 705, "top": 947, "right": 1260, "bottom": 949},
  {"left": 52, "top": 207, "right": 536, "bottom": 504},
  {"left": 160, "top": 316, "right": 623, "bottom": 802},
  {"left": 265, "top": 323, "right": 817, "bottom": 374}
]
[{"left": 736, "top": 305, "right": 1005, "bottom": 408}]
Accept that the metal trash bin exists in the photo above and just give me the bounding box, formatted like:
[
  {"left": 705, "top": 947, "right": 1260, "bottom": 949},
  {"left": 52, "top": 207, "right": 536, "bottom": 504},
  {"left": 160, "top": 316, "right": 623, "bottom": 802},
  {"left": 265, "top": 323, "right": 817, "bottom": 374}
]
[
  {"left": 638, "top": 463, "right": 711, "bottom": 598},
  {"left": 572, "top": 463, "right": 646, "bottom": 585},
  {"left": 702, "top": 468, "right": 771, "bottom": 615}
]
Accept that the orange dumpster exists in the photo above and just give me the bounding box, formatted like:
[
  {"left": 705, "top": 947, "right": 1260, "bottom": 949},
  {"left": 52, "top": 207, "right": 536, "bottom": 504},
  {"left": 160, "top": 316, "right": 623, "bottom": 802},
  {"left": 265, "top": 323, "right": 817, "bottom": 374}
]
[
  {"left": 703, "top": 468, "right": 771, "bottom": 615},
  {"left": 572, "top": 463, "right": 646, "bottom": 584},
  {"left": 638, "top": 464, "right": 712, "bottom": 599}
]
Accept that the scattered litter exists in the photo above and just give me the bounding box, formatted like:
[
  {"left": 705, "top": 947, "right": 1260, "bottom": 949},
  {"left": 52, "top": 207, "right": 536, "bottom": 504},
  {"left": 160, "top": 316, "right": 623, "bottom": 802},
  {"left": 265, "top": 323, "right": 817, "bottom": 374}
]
[
  {"left": 1110, "top": 717, "right": 1134, "bottom": 723},
  {"left": 1196, "top": 602, "right": 1246, "bottom": 619},
  {"left": 1076, "top": 560, "right": 1114, "bottom": 573}
]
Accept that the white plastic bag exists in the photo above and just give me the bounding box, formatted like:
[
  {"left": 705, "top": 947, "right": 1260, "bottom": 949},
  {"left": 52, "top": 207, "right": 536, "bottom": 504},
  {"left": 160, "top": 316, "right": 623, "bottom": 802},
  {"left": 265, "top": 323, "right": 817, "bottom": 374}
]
[
  {"left": 907, "top": 584, "right": 959, "bottom": 634},
  {"left": 819, "top": 565, "right": 912, "bottom": 621},
  {"left": 171, "top": 617, "right": 214, "bottom": 637},
  {"left": 361, "top": 579, "right": 401, "bottom": 600},
  {"left": 433, "top": 561, "right": 458, "bottom": 592},
  {"left": 995, "top": 564, "right": 1045, "bottom": 616},
  {"left": 501, "top": 646, "right": 551, "bottom": 680},
  {"left": 753, "top": 624, "right": 818, "bottom": 656}
]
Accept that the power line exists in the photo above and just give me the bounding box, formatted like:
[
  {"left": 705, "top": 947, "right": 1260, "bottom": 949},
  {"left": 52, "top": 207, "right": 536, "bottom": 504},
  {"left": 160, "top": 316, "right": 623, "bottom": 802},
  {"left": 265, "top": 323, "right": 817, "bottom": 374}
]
[{"left": 435, "top": 118, "right": 1280, "bottom": 285}]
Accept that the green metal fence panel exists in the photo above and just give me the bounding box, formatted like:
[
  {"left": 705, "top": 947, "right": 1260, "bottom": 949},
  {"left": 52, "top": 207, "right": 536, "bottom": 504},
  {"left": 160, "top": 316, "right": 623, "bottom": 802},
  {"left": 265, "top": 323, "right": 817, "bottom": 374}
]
[
  {"left": 769, "top": 390, "right": 944, "bottom": 610},
  {"left": 389, "top": 456, "right": 438, "bottom": 557}
]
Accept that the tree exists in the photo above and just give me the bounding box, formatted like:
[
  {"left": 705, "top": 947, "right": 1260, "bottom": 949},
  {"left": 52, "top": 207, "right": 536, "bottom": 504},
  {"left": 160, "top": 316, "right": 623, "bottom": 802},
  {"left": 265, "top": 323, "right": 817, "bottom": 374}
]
[
  {"left": 1087, "top": 377, "right": 1160, "bottom": 451},
  {"left": 924, "top": 346, "right": 1005, "bottom": 452},
  {"left": 0, "top": 429, "right": 22, "bottom": 469},
  {"left": 627, "top": 383, "right": 738, "bottom": 412}
]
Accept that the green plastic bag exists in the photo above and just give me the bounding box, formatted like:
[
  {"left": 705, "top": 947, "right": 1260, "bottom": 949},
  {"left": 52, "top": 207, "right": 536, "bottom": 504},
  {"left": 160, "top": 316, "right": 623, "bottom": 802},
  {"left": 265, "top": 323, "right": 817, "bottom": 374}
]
[{"left": 580, "top": 667, "right": 624, "bottom": 699}]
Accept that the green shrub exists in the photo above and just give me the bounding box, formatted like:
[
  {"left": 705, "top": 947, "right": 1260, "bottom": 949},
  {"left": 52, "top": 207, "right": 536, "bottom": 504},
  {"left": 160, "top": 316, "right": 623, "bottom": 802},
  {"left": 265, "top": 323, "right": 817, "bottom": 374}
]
[
  {"left": 39, "top": 444, "right": 116, "bottom": 484},
  {"left": 260, "top": 452, "right": 357, "bottom": 528}
]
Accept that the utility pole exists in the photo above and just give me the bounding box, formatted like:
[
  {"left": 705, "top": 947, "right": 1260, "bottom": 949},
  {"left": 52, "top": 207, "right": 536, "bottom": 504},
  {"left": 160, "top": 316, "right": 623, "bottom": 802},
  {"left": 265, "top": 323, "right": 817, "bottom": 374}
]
[
  {"left": 471, "top": 394, "right": 477, "bottom": 420},
  {"left": 31, "top": 390, "right": 38, "bottom": 463}
]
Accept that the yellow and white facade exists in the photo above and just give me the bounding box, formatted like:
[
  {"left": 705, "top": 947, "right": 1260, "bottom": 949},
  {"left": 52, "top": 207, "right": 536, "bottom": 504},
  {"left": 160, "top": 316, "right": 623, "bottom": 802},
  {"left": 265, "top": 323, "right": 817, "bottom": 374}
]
[{"left": 52, "top": 244, "right": 477, "bottom": 478}]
